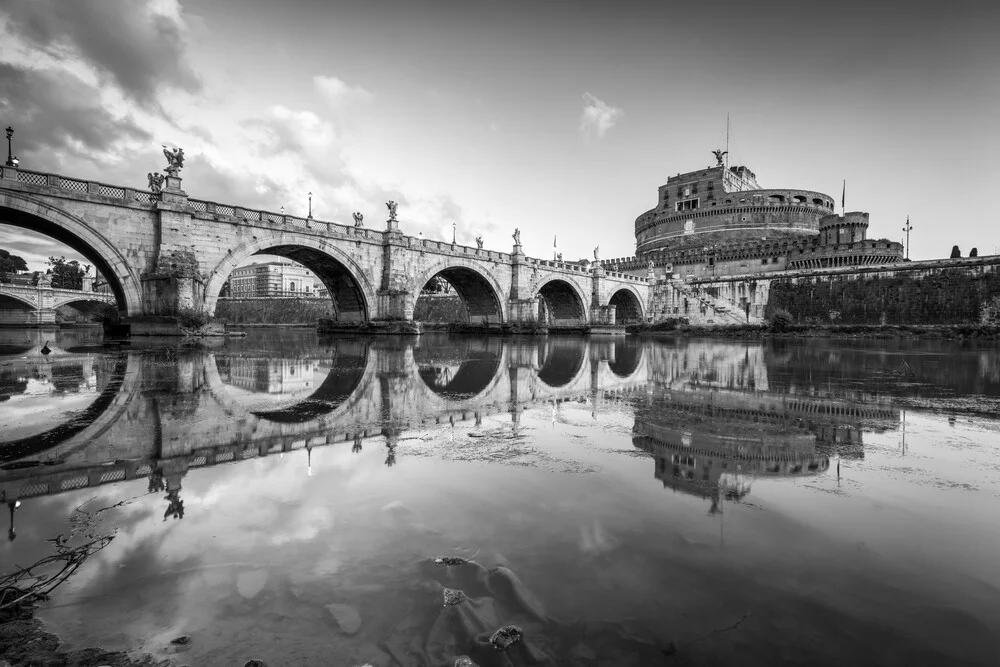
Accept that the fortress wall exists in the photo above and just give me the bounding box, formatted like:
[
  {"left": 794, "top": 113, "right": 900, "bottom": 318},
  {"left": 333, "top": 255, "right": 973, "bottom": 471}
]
[{"left": 680, "top": 256, "right": 1000, "bottom": 325}]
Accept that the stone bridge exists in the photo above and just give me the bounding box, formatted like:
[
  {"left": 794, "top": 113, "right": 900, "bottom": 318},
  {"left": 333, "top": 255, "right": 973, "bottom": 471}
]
[
  {"left": 0, "top": 165, "right": 649, "bottom": 333},
  {"left": 0, "top": 282, "right": 116, "bottom": 325},
  {"left": 0, "top": 336, "right": 649, "bottom": 503}
]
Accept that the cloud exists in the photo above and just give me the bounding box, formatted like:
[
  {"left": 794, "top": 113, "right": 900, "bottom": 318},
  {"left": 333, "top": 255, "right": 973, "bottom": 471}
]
[
  {"left": 314, "top": 75, "right": 374, "bottom": 106},
  {"left": 0, "top": 0, "right": 200, "bottom": 108},
  {"left": 0, "top": 62, "right": 151, "bottom": 162},
  {"left": 580, "top": 92, "right": 623, "bottom": 139}
]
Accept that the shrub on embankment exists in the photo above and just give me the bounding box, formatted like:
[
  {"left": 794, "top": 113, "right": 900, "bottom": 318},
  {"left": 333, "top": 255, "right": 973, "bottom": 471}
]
[{"left": 215, "top": 298, "right": 334, "bottom": 325}]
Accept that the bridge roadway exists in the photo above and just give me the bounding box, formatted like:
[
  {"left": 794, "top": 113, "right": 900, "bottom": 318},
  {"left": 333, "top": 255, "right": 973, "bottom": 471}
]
[
  {"left": 0, "top": 282, "right": 116, "bottom": 325},
  {"left": 0, "top": 336, "right": 650, "bottom": 503},
  {"left": 0, "top": 165, "right": 650, "bottom": 333}
]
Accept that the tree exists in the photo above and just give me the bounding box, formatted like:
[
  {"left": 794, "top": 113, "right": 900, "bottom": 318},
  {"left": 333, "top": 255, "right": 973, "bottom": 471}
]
[
  {"left": 970, "top": 247, "right": 978, "bottom": 257},
  {"left": 0, "top": 249, "right": 28, "bottom": 282},
  {"left": 47, "top": 256, "right": 91, "bottom": 290},
  {"left": 950, "top": 245, "right": 961, "bottom": 259}
]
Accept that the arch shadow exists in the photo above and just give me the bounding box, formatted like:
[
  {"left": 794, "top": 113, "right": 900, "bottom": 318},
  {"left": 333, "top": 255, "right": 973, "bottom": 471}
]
[
  {"left": 536, "top": 278, "right": 588, "bottom": 326},
  {"left": 608, "top": 287, "right": 644, "bottom": 324},
  {"left": 204, "top": 234, "right": 376, "bottom": 322},
  {"left": 0, "top": 192, "right": 142, "bottom": 315},
  {"left": 411, "top": 261, "right": 506, "bottom": 324}
]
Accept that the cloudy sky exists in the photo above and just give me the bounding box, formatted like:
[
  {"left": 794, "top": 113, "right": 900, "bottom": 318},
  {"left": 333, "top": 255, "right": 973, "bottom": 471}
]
[{"left": 1, "top": 0, "right": 998, "bottom": 272}]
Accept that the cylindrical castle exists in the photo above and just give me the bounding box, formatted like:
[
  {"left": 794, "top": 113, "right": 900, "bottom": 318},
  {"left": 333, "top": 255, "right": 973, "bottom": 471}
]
[{"left": 634, "top": 163, "right": 836, "bottom": 256}]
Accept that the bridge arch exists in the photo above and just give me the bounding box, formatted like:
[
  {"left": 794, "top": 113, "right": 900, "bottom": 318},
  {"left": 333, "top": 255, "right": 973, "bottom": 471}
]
[
  {"left": 410, "top": 260, "right": 506, "bottom": 324},
  {"left": 51, "top": 295, "right": 117, "bottom": 311},
  {"left": 0, "top": 291, "right": 36, "bottom": 310},
  {"left": 608, "top": 287, "right": 644, "bottom": 324},
  {"left": 535, "top": 278, "right": 588, "bottom": 326},
  {"left": 0, "top": 191, "right": 143, "bottom": 315},
  {"left": 204, "top": 233, "right": 376, "bottom": 321}
]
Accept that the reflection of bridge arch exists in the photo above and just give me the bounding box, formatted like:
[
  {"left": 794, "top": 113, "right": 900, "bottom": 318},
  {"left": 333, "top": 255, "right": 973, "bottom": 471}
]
[
  {"left": 537, "top": 338, "right": 587, "bottom": 388},
  {"left": 203, "top": 233, "right": 376, "bottom": 321},
  {"left": 411, "top": 261, "right": 507, "bottom": 324},
  {"left": 249, "top": 345, "right": 370, "bottom": 423},
  {"left": 0, "top": 353, "right": 135, "bottom": 464},
  {"left": 206, "top": 342, "right": 377, "bottom": 428},
  {"left": 0, "top": 191, "right": 141, "bottom": 314},
  {"left": 535, "top": 278, "right": 588, "bottom": 326},
  {"left": 608, "top": 287, "right": 644, "bottom": 324},
  {"left": 414, "top": 337, "right": 505, "bottom": 399},
  {"left": 607, "top": 338, "right": 644, "bottom": 378}
]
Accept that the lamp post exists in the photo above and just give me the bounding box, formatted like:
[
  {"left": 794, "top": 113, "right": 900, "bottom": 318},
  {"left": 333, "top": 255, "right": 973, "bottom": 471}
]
[
  {"left": 7, "top": 500, "right": 20, "bottom": 542},
  {"left": 452, "top": 221, "right": 456, "bottom": 244},
  {"left": 5, "top": 126, "right": 14, "bottom": 167},
  {"left": 308, "top": 192, "right": 313, "bottom": 219},
  {"left": 902, "top": 216, "right": 913, "bottom": 260}
]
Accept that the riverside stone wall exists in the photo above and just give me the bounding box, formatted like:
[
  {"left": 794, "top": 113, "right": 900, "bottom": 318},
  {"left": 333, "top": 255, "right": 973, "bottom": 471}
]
[{"left": 764, "top": 260, "right": 1000, "bottom": 325}]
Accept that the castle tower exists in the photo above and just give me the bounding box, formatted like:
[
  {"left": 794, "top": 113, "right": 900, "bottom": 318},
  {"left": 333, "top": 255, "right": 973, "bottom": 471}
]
[{"left": 819, "top": 212, "right": 869, "bottom": 246}]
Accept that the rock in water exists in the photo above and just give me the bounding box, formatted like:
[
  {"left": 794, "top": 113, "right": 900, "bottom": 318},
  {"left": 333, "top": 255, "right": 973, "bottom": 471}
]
[
  {"left": 442, "top": 588, "right": 467, "bottom": 606},
  {"left": 243, "top": 661, "right": 268, "bottom": 667},
  {"left": 489, "top": 625, "right": 522, "bottom": 651},
  {"left": 326, "top": 603, "right": 362, "bottom": 635}
]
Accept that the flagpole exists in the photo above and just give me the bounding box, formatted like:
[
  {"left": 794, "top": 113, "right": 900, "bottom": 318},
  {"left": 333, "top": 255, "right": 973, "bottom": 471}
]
[{"left": 841, "top": 179, "right": 846, "bottom": 217}]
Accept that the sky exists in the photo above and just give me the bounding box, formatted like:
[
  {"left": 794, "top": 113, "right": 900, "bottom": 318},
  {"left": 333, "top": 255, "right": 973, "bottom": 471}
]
[{"left": 1, "top": 0, "right": 998, "bottom": 272}]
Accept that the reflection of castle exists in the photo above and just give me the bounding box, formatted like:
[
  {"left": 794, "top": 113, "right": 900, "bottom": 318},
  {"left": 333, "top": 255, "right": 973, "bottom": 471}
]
[
  {"left": 634, "top": 419, "right": 829, "bottom": 513},
  {"left": 219, "top": 357, "right": 315, "bottom": 394}
]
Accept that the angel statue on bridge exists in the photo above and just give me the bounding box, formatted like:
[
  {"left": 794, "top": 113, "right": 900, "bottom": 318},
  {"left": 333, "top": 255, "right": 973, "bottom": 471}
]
[
  {"left": 712, "top": 149, "right": 728, "bottom": 167},
  {"left": 147, "top": 172, "right": 165, "bottom": 197},
  {"left": 162, "top": 145, "right": 185, "bottom": 176},
  {"left": 386, "top": 200, "right": 398, "bottom": 221},
  {"left": 475, "top": 235, "right": 484, "bottom": 249},
  {"left": 512, "top": 228, "right": 521, "bottom": 245},
  {"left": 353, "top": 211, "right": 364, "bottom": 227}
]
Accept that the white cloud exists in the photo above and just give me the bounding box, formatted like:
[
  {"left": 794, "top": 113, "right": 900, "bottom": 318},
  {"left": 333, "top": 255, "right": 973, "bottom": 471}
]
[
  {"left": 580, "top": 92, "right": 623, "bottom": 139},
  {"left": 314, "top": 75, "right": 373, "bottom": 106}
]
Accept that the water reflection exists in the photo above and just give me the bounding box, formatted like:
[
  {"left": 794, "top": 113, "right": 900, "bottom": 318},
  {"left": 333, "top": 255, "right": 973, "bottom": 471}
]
[{"left": 2, "top": 333, "right": 999, "bottom": 665}]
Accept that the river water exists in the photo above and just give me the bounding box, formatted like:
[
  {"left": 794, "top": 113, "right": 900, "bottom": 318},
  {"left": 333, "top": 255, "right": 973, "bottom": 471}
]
[{"left": 1, "top": 329, "right": 998, "bottom": 666}]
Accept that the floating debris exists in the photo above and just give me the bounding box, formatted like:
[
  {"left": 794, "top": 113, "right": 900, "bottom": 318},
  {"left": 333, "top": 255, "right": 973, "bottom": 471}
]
[
  {"left": 489, "top": 624, "right": 523, "bottom": 651},
  {"left": 170, "top": 635, "right": 191, "bottom": 645},
  {"left": 454, "top": 657, "right": 478, "bottom": 667},
  {"left": 442, "top": 588, "right": 467, "bottom": 606}
]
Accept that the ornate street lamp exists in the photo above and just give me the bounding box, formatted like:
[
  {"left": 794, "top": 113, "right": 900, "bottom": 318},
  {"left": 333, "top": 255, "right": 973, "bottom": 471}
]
[
  {"left": 5, "top": 126, "right": 15, "bottom": 168},
  {"left": 308, "top": 192, "right": 313, "bottom": 219}
]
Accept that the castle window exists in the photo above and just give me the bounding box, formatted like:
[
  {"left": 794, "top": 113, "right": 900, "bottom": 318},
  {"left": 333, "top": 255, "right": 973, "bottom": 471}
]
[
  {"left": 675, "top": 198, "right": 700, "bottom": 212},
  {"left": 762, "top": 258, "right": 769, "bottom": 265},
  {"left": 812, "top": 198, "right": 823, "bottom": 206}
]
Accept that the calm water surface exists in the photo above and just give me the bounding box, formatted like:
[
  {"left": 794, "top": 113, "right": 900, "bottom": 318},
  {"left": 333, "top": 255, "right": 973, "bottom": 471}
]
[{"left": 1, "top": 329, "right": 998, "bottom": 666}]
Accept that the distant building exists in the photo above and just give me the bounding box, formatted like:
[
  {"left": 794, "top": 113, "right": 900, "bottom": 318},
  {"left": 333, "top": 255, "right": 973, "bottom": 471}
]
[{"left": 221, "top": 261, "right": 321, "bottom": 298}]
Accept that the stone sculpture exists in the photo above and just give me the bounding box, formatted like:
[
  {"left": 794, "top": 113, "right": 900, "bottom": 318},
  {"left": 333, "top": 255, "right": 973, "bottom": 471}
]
[
  {"left": 712, "top": 149, "right": 728, "bottom": 167},
  {"left": 512, "top": 228, "right": 521, "bottom": 245},
  {"left": 353, "top": 211, "right": 364, "bottom": 227},
  {"left": 475, "top": 235, "right": 484, "bottom": 249},
  {"left": 162, "top": 146, "right": 185, "bottom": 176},
  {"left": 593, "top": 245, "right": 600, "bottom": 261},
  {"left": 386, "top": 201, "right": 398, "bottom": 221},
  {"left": 147, "top": 172, "right": 165, "bottom": 197}
]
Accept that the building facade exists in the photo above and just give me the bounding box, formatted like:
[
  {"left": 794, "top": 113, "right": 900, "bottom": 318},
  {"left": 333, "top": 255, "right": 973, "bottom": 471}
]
[{"left": 221, "top": 262, "right": 321, "bottom": 298}]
